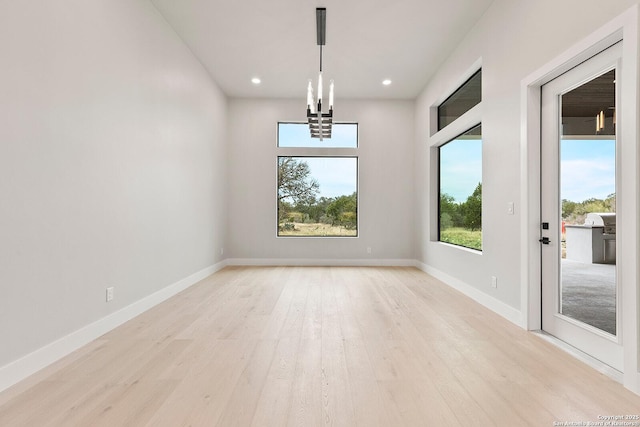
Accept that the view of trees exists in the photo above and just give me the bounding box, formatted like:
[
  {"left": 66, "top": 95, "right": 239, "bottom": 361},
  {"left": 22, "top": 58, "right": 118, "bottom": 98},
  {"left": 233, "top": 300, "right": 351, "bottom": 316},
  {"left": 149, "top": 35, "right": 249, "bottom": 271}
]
[
  {"left": 277, "top": 157, "right": 319, "bottom": 213},
  {"left": 562, "top": 193, "right": 615, "bottom": 224},
  {"left": 439, "top": 183, "right": 482, "bottom": 250},
  {"left": 277, "top": 157, "right": 357, "bottom": 235},
  {"left": 439, "top": 183, "right": 482, "bottom": 231}
]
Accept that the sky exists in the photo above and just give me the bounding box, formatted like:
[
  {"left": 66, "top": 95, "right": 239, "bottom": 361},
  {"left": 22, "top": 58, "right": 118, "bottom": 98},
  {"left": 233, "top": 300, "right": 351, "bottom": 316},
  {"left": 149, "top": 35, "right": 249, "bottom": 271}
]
[
  {"left": 278, "top": 122, "right": 358, "bottom": 148},
  {"left": 282, "top": 123, "right": 615, "bottom": 203},
  {"left": 440, "top": 137, "right": 615, "bottom": 203},
  {"left": 439, "top": 138, "right": 482, "bottom": 202},
  {"left": 279, "top": 122, "right": 358, "bottom": 199},
  {"left": 561, "top": 139, "right": 615, "bottom": 202},
  {"left": 303, "top": 157, "right": 357, "bottom": 198}
]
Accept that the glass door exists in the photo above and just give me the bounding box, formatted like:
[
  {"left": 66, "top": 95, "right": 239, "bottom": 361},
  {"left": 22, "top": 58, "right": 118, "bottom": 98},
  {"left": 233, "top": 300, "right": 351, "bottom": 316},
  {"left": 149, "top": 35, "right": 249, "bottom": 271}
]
[{"left": 540, "top": 43, "right": 622, "bottom": 371}]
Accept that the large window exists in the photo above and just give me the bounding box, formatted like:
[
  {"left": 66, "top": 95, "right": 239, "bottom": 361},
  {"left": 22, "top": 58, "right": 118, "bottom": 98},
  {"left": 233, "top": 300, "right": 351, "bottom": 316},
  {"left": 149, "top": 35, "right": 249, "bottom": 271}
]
[
  {"left": 438, "top": 125, "right": 482, "bottom": 250},
  {"left": 277, "top": 123, "right": 358, "bottom": 237},
  {"left": 438, "top": 69, "right": 482, "bottom": 131}
]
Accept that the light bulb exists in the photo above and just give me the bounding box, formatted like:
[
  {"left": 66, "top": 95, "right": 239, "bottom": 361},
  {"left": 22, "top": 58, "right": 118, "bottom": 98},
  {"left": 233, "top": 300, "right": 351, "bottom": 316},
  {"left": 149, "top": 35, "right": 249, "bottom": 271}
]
[{"left": 329, "top": 80, "right": 334, "bottom": 109}]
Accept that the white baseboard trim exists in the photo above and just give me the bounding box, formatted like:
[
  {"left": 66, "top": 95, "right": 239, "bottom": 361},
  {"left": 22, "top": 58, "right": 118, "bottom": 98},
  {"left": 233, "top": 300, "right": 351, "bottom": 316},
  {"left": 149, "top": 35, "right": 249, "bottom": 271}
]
[
  {"left": 532, "top": 330, "right": 623, "bottom": 383},
  {"left": 415, "top": 261, "right": 524, "bottom": 327},
  {"left": 226, "top": 258, "right": 417, "bottom": 267},
  {"left": 0, "top": 260, "right": 227, "bottom": 394}
]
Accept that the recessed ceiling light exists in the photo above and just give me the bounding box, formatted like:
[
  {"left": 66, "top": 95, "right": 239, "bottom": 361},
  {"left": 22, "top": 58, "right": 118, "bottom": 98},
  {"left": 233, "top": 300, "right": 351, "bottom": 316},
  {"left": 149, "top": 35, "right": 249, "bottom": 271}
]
[
  {"left": 382, "top": 79, "right": 392, "bottom": 86},
  {"left": 251, "top": 77, "right": 261, "bottom": 85}
]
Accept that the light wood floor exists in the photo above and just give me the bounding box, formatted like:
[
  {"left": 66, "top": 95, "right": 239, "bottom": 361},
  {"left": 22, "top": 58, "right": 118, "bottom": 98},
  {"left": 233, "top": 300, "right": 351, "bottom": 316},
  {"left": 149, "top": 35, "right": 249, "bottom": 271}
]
[{"left": 1, "top": 267, "right": 639, "bottom": 426}]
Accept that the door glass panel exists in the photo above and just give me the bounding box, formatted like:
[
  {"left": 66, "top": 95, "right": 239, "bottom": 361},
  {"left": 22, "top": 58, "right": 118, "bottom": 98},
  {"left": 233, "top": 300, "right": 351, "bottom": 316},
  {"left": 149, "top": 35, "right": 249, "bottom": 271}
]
[{"left": 559, "top": 69, "right": 616, "bottom": 335}]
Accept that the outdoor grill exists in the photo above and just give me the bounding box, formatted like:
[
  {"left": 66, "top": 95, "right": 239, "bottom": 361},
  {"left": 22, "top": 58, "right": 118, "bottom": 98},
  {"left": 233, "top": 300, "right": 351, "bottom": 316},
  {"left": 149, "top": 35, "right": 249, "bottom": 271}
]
[
  {"left": 565, "top": 213, "right": 616, "bottom": 264},
  {"left": 584, "top": 212, "right": 616, "bottom": 234},
  {"left": 585, "top": 212, "right": 616, "bottom": 264}
]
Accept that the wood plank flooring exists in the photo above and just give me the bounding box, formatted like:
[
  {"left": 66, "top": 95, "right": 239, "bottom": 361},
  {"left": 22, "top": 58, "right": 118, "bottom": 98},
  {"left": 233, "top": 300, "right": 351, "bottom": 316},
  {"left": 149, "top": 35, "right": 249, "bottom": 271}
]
[{"left": 1, "top": 266, "right": 640, "bottom": 426}]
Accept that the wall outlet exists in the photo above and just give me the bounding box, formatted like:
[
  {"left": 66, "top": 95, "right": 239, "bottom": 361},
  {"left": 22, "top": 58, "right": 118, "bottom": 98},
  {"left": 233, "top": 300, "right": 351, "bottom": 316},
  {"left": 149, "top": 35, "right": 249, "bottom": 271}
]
[
  {"left": 367, "top": 247, "right": 372, "bottom": 254},
  {"left": 220, "top": 247, "right": 224, "bottom": 255},
  {"left": 491, "top": 276, "right": 497, "bottom": 288},
  {"left": 106, "top": 287, "right": 114, "bottom": 302}
]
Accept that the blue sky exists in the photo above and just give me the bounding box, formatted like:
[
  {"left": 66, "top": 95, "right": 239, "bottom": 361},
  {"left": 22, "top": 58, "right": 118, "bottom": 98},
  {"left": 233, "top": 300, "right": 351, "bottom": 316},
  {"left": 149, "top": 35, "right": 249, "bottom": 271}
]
[
  {"left": 283, "top": 123, "right": 614, "bottom": 203},
  {"left": 279, "top": 122, "right": 358, "bottom": 199},
  {"left": 440, "top": 137, "right": 616, "bottom": 203},
  {"left": 278, "top": 122, "right": 357, "bottom": 148},
  {"left": 561, "top": 139, "right": 615, "bottom": 202},
  {"left": 300, "top": 157, "right": 357, "bottom": 199},
  {"left": 440, "top": 138, "right": 482, "bottom": 202}
]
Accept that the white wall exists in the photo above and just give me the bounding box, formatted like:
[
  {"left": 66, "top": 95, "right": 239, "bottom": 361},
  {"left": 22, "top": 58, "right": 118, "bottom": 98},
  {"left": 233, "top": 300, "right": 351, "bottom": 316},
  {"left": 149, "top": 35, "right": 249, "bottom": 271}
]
[
  {"left": 415, "top": 0, "right": 639, "bottom": 314},
  {"left": 415, "top": 0, "right": 640, "bottom": 390},
  {"left": 227, "top": 99, "right": 414, "bottom": 263},
  {"left": 0, "top": 0, "right": 227, "bottom": 373}
]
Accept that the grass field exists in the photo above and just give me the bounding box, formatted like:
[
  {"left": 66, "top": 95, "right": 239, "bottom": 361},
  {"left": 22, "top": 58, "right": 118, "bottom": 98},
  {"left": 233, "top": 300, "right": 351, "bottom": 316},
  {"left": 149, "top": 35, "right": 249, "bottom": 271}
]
[
  {"left": 279, "top": 222, "right": 357, "bottom": 237},
  {"left": 440, "top": 227, "right": 482, "bottom": 251}
]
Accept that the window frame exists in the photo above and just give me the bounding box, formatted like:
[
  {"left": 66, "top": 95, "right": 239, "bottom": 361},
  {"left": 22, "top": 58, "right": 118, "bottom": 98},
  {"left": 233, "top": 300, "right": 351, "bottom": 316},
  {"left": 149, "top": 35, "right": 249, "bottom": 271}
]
[
  {"left": 429, "top": 61, "right": 483, "bottom": 251},
  {"left": 276, "top": 122, "right": 359, "bottom": 238}
]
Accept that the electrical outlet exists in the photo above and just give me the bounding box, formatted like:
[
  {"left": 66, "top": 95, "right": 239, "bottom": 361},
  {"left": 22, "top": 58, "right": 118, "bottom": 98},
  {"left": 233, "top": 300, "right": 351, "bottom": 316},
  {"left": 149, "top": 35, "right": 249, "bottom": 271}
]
[
  {"left": 367, "top": 247, "right": 372, "bottom": 254},
  {"left": 106, "top": 287, "right": 114, "bottom": 302},
  {"left": 220, "top": 247, "right": 224, "bottom": 255},
  {"left": 491, "top": 276, "right": 497, "bottom": 289}
]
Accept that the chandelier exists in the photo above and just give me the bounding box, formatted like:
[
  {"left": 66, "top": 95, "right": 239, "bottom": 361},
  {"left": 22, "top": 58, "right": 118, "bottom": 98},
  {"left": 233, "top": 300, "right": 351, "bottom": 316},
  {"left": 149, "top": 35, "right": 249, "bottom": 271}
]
[{"left": 306, "top": 7, "right": 334, "bottom": 140}]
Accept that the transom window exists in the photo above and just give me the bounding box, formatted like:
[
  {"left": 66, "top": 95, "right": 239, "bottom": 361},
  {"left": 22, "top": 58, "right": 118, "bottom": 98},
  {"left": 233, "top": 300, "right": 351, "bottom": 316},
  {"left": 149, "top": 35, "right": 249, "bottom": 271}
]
[
  {"left": 278, "top": 122, "right": 358, "bottom": 148},
  {"left": 438, "top": 69, "right": 482, "bottom": 131}
]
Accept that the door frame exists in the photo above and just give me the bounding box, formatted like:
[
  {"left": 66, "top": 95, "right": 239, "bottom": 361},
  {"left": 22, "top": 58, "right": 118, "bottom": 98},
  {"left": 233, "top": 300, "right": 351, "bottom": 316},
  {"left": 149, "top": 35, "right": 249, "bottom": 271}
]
[
  {"left": 540, "top": 45, "right": 622, "bottom": 370},
  {"left": 520, "top": 6, "right": 640, "bottom": 393}
]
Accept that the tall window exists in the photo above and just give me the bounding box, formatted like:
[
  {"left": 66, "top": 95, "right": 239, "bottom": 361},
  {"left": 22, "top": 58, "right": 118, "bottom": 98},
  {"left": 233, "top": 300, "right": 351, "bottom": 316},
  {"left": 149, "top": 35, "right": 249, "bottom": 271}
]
[
  {"left": 438, "top": 125, "right": 482, "bottom": 250},
  {"left": 277, "top": 123, "right": 358, "bottom": 237}
]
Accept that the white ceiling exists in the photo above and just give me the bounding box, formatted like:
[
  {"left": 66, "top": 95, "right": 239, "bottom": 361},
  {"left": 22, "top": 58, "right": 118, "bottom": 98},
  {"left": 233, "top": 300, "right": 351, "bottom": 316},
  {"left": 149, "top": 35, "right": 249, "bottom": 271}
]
[{"left": 150, "top": 0, "right": 494, "bottom": 99}]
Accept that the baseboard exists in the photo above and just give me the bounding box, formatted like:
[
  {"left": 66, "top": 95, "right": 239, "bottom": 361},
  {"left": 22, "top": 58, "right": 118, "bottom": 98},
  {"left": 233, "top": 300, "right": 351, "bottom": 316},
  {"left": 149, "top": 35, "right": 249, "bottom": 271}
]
[
  {"left": 415, "top": 261, "right": 524, "bottom": 327},
  {"left": 226, "top": 258, "right": 417, "bottom": 267},
  {"left": 532, "top": 330, "right": 623, "bottom": 383},
  {"left": 0, "top": 260, "right": 227, "bottom": 394}
]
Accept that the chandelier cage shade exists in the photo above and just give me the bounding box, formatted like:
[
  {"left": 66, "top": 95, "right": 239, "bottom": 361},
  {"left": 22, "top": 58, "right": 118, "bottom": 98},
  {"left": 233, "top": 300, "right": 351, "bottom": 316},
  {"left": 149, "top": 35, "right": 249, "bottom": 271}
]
[{"left": 307, "top": 7, "right": 333, "bottom": 140}]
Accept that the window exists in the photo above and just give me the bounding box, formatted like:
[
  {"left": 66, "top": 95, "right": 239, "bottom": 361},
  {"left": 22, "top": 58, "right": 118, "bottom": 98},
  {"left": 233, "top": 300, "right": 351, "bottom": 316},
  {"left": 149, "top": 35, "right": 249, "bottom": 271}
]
[
  {"left": 277, "top": 123, "right": 358, "bottom": 237},
  {"left": 278, "top": 122, "right": 358, "bottom": 148},
  {"left": 438, "top": 69, "right": 481, "bottom": 131},
  {"left": 438, "top": 125, "right": 482, "bottom": 250}
]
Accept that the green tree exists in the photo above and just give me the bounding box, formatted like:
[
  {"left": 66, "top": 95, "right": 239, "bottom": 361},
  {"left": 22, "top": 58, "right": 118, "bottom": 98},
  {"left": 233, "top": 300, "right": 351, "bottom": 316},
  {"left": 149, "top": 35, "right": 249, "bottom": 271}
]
[
  {"left": 562, "top": 193, "right": 616, "bottom": 225},
  {"left": 278, "top": 158, "right": 320, "bottom": 222},
  {"left": 461, "top": 183, "right": 482, "bottom": 230},
  {"left": 580, "top": 198, "right": 608, "bottom": 214},
  {"left": 605, "top": 193, "right": 616, "bottom": 211},
  {"left": 296, "top": 196, "right": 332, "bottom": 223},
  {"left": 562, "top": 199, "right": 578, "bottom": 219},
  {"left": 327, "top": 193, "right": 357, "bottom": 228},
  {"left": 439, "top": 193, "right": 462, "bottom": 229}
]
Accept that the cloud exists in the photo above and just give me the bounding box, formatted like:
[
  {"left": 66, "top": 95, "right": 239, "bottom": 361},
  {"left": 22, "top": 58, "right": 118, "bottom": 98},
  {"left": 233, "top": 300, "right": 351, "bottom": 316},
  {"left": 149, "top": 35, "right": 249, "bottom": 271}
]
[
  {"left": 306, "top": 157, "right": 357, "bottom": 198},
  {"left": 439, "top": 140, "right": 482, "bottom": 202},
  {"left": 561, "top": 158, "right": 615, "bottom": 202}
]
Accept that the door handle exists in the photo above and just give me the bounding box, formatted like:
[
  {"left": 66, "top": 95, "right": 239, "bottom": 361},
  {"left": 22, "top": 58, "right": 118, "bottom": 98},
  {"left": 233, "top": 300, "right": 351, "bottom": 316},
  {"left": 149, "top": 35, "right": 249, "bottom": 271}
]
[{"left": 539, "top": 237, "right": 551, "bottom": 245}]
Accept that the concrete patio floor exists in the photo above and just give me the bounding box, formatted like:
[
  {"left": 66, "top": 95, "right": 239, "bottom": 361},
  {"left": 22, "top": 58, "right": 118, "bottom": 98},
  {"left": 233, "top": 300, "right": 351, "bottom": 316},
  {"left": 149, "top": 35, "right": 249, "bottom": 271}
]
[{"left": 560, "top": 259, "right": 616, "bottom": 335}]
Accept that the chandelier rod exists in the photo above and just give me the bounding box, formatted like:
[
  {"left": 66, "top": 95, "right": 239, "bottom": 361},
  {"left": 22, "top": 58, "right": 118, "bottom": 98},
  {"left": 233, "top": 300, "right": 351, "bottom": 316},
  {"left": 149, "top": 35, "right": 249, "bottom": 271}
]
[{"left": 307, "top": 7, "right": 332, "bottom": 141}]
